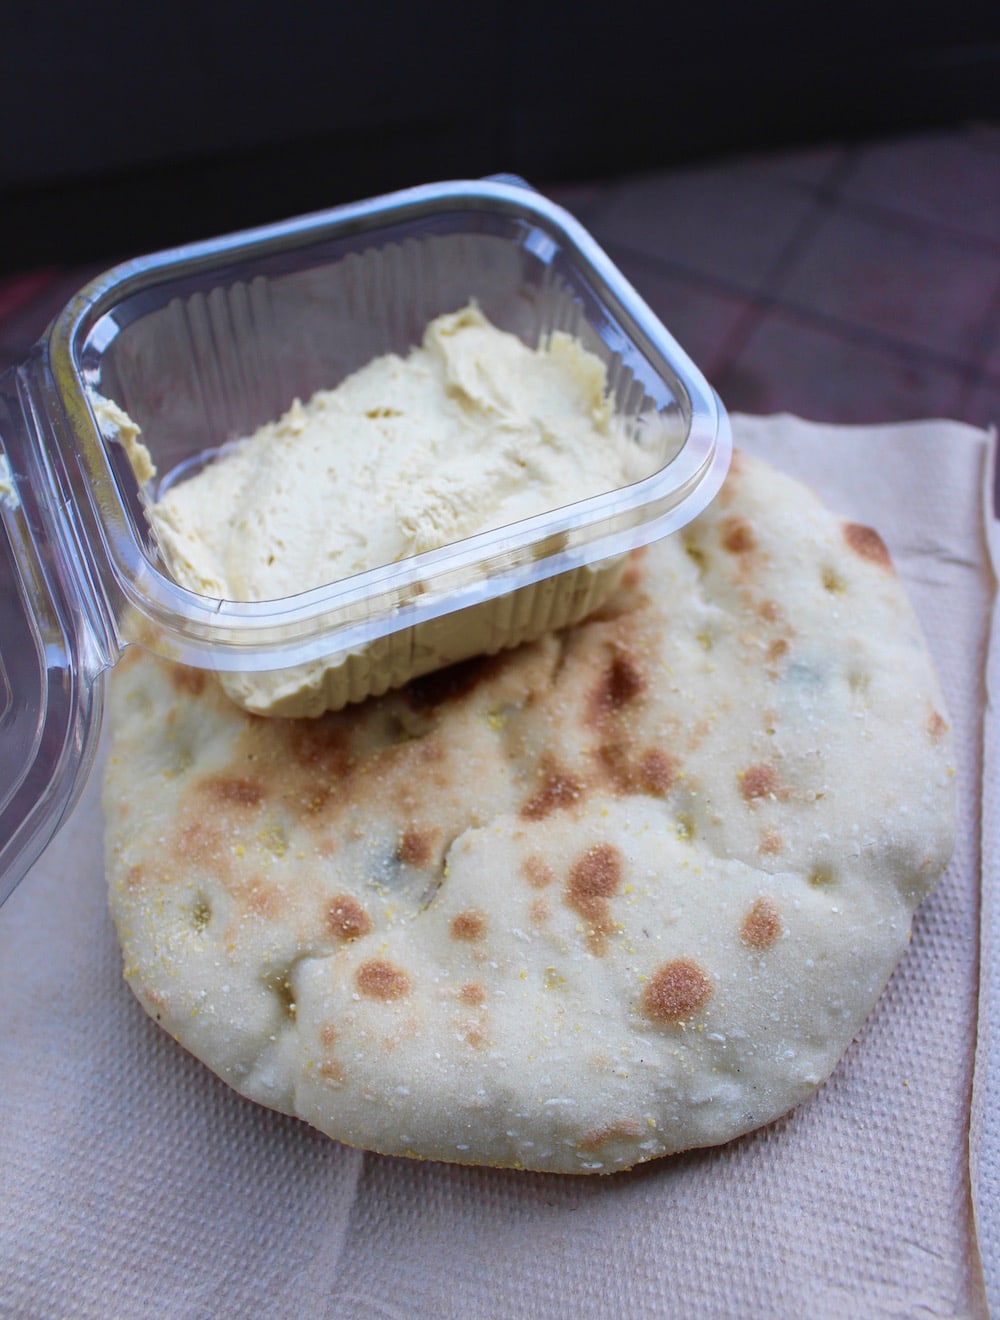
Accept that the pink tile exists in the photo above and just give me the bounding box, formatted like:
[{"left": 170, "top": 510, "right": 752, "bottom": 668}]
[
  {"left": 981, "top": 308, "right": 1000, "bottom": 379},
  {"left": 736, "top": 142, "right": 848, "bottom": 189},
  {"left": 0, "top": 265, "right": 102, "bottom": 369},
  {"left": 604, "top": 247, "right": 753, "bottom": 380},
  {"left": 968, "top": 122, "right": 1000, "bottom": 156},
  {"left": 964, "top": 379, "right": 1000, "bottom": 433},
  {"left": 840, "top": 131, "right": 1000, "bottom": 248},
  {"left": 588, "top": 162, "right": 820, "bottom": 294},
  {"left": 543, "top": 181, "right": 613, "bottom": 224},
  {"left": 0, "top": 269, "right": 57, "bottom": 322},
  {"left": 777, "top": 207, "right": 1000, "bottom": 366},
  {"left": 715, "top": 308, "right": 966, "bottom": 424}
]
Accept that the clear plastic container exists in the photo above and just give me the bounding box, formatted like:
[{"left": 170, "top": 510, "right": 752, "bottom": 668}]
[{"left": 0, "top": 176, "right": 731, "bottom": 904}]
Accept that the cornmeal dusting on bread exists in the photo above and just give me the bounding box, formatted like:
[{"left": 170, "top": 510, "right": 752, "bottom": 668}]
[{"left": 641, "top": 959, "right": 714, "bottom": 1025}]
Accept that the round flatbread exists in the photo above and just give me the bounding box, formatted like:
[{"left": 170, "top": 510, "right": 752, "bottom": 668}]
[{"left": 104, "top": 448, "right": 955, "bottom": 1174}]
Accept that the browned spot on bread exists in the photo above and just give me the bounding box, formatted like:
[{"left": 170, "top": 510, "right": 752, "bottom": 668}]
[
  {"left": 758, "top": 829, "right": 783, "bottom": 856},
  {"left": 300, "top": 786, "right": 334, "bottom": 816},
  {"left": 927, "top": 708, "right": 948, "bottom": 741},
  {"left": 767, "top": 638, "right": 790, "bottom": 664},
  {"left": 170, "top": 666, "right": 206, "bottom": 697},
  {"left": 686, "top": 718, "right": 712, "bottom": 752},
  {"left": 739, "top": 763, "right": 779, "bottom": 804},
  {"left": 722, "top": 516, "right": 756, "bottom": 554},
  {"left": 522, "top": 855, "right": 554, "bottom": 888},
  {"left": 450, "top": 910, "right": 487, "bottom": 942},
  {"left": 327, "top": 894, "right": 372, "bottom": 941},
  {"left": 463, "top": 1026, "right": 489, "bottom": 1049},
  {"left": 578, "top": 1119, "right": 645, "bottom": 1152},
  {"left": 319, "top": 1023, "right": 338, "bottom": 1047},
  {"left": 530, "top": 897, "right": 551, "bottom": 924},
  {"left": 246, "top": 885, "right": 281, "bottom": 919},
  {"left": 288, "top": 718, "right": 353, "bottom": 776},
  {"left": 637, "top": 748, "right": 677, "bottom": 796},
  {"left": 843, "top": 522, "right": 894, "bottom": 570},
  {"left": 403, "top": 653, "right": 502, "bottom": 710},
  {"left": 641, "top": 958, "right": 713, "bottom": 1025},
  {"left": 566, "top": 843, "right": 622, "bottom": 955},
  {"left": 590, "top": 647, "right": 645, "bottom": 721},
  {"left": 521, "top": 762, "right": 583, "bottom": 821},
  {"left": 176, "top": 821, "right": 227, "bottom": 868},
  {"left": 458, "top": 982, "right": 486, "bottom": 1007},
  {"left": 598, "top": 742, "right": 678, "bottom": 797},
  {"left": 356, "top": 959, "right": 411, "bottom": 1002},
  {"left": 758, "top": 599, "right": 781, "bottom": 624},
  {"left": 125, "top": 864, "right": 147, "bottom": 892},
  {"left": 596, "top": 740, "right": 630, "bottom": 791},
  {"left": 397, "top": 826, "right": 435, "bottom": 868},
  {"left": 740, "top": 896, "right": 783, "bottom": 950},
  {"left": 204, "top": 775, "right": 265, "bottom": 808},
  {"left": 318, "top": 1055, "right": 344, "bottom": 1083},
  {"left": 620, "top": 555, "right": 645, "bottom": 592},
  {"left": 142, "top": 987, "right": 168, "bottom": 1014}
]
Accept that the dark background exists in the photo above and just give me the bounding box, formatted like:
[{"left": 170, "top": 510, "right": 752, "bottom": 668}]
[{"left": 2, "top": 1, "right": 999, "bottom": 274}]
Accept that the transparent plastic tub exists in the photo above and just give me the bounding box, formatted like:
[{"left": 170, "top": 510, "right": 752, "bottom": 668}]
[{"left": 0, "top": 176, "right": 731, "bottom": 903}]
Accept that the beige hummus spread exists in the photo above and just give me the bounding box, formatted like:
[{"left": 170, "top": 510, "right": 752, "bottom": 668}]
[
  {"left": 149, "top": 305, "right": 652, "bottom": 599},
  {"left": 125, "top": 305, "right": 657, "bottom": 715}
]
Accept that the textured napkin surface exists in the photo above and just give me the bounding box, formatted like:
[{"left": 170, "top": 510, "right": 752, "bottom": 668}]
[{"left": 0, "top": 414, "right": 991, "bottom": 1319}]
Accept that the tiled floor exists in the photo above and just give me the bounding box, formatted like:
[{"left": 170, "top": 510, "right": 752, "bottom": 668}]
[
  {"left": 548, "top": 122, "right": 1000, "bottom": 433},
  {"left": 2, "top": 122, "right": 999, "bottom": 434}
]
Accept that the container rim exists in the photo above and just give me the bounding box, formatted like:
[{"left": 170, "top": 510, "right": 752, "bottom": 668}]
[{"left": 45, "top": 177, "right": 729, "bottom": 668}]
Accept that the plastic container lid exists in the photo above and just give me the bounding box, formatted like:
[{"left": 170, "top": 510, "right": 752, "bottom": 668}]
[{"left": 0, "top": 176, "right": 731, "bottom": 905}]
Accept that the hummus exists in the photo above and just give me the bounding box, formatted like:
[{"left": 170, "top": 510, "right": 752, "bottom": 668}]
[
  {"left": 149, "top": 305, "right": 653, "bottom": 600},
  {"left": 139, "top": 305, "right": 657, "bottom": 715}
]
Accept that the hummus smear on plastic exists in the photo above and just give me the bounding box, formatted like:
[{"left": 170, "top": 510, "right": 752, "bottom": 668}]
[{"left": 147, "top": 304, "right": 654, "bottom": 603}]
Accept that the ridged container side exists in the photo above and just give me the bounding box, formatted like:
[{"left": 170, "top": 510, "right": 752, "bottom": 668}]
[
  {"left": 220, "top": 558, "right": 625, "bottom": 716},
  {"left": 69, "top": 192, "right": 716, "bottom": 713}
]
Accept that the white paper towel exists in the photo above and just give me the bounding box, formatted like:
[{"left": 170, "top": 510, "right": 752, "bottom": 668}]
[{"left": 0, "top": 414, "right": 992, "bottom": 1319}]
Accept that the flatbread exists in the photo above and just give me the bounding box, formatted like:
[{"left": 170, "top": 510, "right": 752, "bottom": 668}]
[{"left": 104, "top": 447, "right": 956, "bottom": 1174}]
